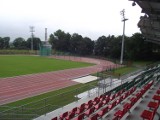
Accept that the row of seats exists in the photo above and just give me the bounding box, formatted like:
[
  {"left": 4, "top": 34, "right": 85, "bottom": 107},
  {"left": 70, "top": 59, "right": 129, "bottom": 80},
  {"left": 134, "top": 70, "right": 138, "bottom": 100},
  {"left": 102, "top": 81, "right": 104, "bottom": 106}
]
[
  {"left": 51, "top": 89, "right": 126, "bottom": 120},
  {"left": 52, "top": 77, "right": 155, "bottom": 120},
  {"left": 140, "top": 87, "right": 160, "bottom": 120},
  {"left": 88, "top": 86, "right": 137, "bottom": 120},
  {"left": 113, "top": 80, "right": 153, "bottom": 120}
]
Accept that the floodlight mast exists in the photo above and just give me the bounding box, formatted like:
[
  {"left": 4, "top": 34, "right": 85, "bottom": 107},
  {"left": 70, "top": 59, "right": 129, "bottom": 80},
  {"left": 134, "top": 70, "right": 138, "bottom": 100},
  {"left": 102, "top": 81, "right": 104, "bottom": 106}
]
[
  {"left": 45, "top": 28, "right": 47, "bottom": 43},
  {"left": 30, "top": 26, "right": 35, "bottom": 50},
  {"left": 120, "top": 9, "right": 128, "bottom": 64}
]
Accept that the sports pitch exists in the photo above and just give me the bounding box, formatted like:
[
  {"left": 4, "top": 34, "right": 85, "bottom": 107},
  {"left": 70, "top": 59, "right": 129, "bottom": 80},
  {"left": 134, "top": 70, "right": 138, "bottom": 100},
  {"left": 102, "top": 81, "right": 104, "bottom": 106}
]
[{"left": 0, "top": 55, "right": 93, "bottom": 78}]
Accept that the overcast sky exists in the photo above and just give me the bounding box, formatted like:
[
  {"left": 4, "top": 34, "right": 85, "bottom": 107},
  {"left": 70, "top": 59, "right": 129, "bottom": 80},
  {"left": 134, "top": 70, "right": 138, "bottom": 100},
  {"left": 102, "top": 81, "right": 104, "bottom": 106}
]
[{"left": 0, "top": 0, "right": 143, "bottom": 41}]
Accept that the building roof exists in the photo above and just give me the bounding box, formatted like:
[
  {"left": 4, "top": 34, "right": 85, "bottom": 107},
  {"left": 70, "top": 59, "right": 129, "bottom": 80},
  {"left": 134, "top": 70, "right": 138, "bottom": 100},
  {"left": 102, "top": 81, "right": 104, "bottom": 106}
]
[{"left": 129, "top": 0, "right": 160, "bottom": 44}]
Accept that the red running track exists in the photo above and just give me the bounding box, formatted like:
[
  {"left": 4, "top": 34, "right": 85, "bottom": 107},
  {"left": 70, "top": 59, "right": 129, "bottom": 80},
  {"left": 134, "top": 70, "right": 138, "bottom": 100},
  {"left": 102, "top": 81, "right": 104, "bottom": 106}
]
[{"left": 0, "top": 56, "right": 120, "bottom": 105}]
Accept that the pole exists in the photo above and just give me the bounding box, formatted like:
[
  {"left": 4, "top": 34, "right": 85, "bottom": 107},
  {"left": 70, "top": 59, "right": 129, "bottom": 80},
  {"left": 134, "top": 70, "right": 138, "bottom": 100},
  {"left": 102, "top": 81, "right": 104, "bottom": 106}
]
[
  {"left": 31, "top": 32, "right": 33, "bottom": 51},
  {"left": 120, "top": 9, "right": 128, "bottom": 64},
  {"left": 120, "top": 19, "right": 126, "bottom": 64},
  {"left": 30, "top": 26, "right": 35, "bottom": 51}
]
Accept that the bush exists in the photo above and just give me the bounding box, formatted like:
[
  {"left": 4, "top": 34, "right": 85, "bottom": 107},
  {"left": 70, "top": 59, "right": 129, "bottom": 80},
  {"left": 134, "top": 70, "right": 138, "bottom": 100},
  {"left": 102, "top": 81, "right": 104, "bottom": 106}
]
[{"left": 0, "top": 50, "right": 38, "bottom": 55}]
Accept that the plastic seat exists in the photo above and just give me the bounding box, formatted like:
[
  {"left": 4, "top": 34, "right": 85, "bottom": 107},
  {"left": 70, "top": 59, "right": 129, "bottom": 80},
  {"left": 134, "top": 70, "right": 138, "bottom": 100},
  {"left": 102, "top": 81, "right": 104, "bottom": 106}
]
[
  {"left": 85, "top": 107, "right": 95, "bottom": 117},
  {"left": 65, "top": 112, "right": 75, "bottom": 120},
  {"left": 51, "top": 117, "right": 57, "bottom": 120},
  {"left": 108, "top": 100, "right": 116, "bottom": 110},
  {"left": 112, "top": 116, "right": 119, "bottom": 120},
  {"left": 93, "top": 99, "right": 100, "bottom": 105},
  {"left": 70, "top": 107, "right": 77, "bottom": 113},
  {"left": 95, "top": 102, "right": 103, "bottom": 110},
  {"left": 97, "top": 106, "right": 108, "bottom": 118},
  {"left": 85, "top": 103, "right": 93, "bottom": 109},
  {"left": 116, "top": 96, "right": 123, "bottom": 105},
  {"left": 123, "top": 102, "right": 131, "bottom": 110},
  {"left": 59, "top": 111, "right": 68, "bottom": 120},
  {"left": 76, "top": 107, "right": 85, "bottom": 115},
  {"left": 114, "top": 107, "right": 128, "bottom": 118},
  {"left": 103, "top": 98, "right": 109, "bottom": 105},
  {"left": 86, "top": 100, "right": 93, "bottom": 105},
  {"left": 73, "top": 113, "right": 85, "bottom": 120},
  {"left": 140, "top": 110, "right": 155, "bottom": 120},
  {"left": 78, "top": 103, "right": 85, "bottom": 109},
  {"left": 88, "top": 114, "right": 98, "bottom": 120},
  {"left": 93, "top": 97, "right": 99, "bottom": 101},
  {"left": 110, "top": 94, "right": 116, "bottom": 101}
]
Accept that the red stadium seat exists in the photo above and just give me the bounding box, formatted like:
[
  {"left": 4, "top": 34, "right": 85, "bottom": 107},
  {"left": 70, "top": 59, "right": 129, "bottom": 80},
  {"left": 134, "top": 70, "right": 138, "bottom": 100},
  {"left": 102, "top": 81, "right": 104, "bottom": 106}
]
[
  {"left": 86, "top": 100, "right": 93, "bottom": 105},
  {"left": 59, "top": 111, "right": 68, "bottom": 120},
  {"left": 102, "top": 98, "right": 109, "bottom": 105},
  {"left": 116, "top": 96, "right": 123, "bottom": 105},
  {"left": 73, "top": 113, "right": 85, "bottom": 120},
  {"left": 85, "top": 107, "right": 95, "bottom": 117},
  {"left": 70, "top": 107, "right": 77, "bottom": 113},
  {"left": 123, "top": 102, "right": 131, "bottom": 110},
  {"left": 114, "top": 107, "right": 128, "bottom": 118},
  {"left": 93, "top": 99, "right": 100, "bottom": 105},
  {"left": 51, "top": 116, "right": 57, "bottom": 120},
  {"left": 65, "top": 112, "right": 75, "bottom": 120},
  {"left": 140, "top": 110, "right": 155, "bottom": 120},
  {"left": 108, "top": 100, "right": 116, "bottom": 110},
  {"left": 88, "top": 114, "right": 98, "bottom": 120},
  {"left": 94, "top": 102, "right": 103, "bottom": 110},
  {"left": 78, "top": 103, "right": 85, "bottom": 109},
  {"left": 112, "top": 116, "right": 119, "bottom": 120},
  {"left": 110, "top": 94, "right": 116, "bottom": 101},
  {"left": 85, "top": 103, "right": 93, "bottom": 109},
  {"left": 97, "top": 106, "right": 108, "bottom": 118},
  {"left": 76, "top": 107, "right": 85, "bottom": 115}
]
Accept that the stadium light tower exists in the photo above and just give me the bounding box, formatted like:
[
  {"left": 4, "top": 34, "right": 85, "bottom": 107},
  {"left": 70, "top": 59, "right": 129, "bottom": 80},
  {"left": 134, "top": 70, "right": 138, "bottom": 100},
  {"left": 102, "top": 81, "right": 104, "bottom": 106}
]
[
  {"left": 120, "top": 9, "right": 128, "bottom": 64},
  {"left": 29, "top": 26, "right": 35, "bottom": 50}
]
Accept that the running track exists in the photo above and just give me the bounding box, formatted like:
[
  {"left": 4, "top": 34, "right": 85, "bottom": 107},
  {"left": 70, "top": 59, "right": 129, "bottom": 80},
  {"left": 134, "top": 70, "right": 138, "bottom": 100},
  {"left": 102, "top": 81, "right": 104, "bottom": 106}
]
[{"left": 0, "top": 56, "right": 120, "bottom": 105}]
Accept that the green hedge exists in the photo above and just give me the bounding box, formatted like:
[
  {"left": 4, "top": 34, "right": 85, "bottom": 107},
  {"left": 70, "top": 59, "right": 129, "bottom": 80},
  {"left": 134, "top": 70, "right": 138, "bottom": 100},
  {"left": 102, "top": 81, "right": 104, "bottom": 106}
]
[{"left": 0, "top": 50, "right": 38, "bottom": 55}]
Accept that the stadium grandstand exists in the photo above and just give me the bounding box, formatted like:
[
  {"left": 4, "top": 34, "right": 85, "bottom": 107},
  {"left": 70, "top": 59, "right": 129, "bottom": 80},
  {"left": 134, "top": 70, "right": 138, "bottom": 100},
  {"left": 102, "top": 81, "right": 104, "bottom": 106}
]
[{"left": 0, "top": 0, "right": 160, "bottom": 120}]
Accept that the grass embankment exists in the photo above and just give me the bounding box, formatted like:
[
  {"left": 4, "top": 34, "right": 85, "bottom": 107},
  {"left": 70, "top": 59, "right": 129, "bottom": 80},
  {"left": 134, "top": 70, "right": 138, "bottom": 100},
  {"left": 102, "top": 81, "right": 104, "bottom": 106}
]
[
  {"left": 96, "top": 61, "right": 153, "bottom": 78},
  {"left": 0, "top": 55, "right": 93, "bottom": 78}
]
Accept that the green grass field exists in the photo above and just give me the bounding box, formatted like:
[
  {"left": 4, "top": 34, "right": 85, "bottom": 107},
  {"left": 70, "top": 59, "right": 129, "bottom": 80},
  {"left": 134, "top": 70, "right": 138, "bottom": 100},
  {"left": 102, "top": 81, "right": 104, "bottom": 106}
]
[{"left": 0, "top": 55, "right": 93, "bottom": 78}]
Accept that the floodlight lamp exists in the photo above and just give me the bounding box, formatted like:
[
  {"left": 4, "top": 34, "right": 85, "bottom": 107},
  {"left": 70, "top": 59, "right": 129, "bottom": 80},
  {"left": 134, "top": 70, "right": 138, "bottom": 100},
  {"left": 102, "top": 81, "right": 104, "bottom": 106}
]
[{"left": 132, "top": 2, "right": 136, "bottom": 6}]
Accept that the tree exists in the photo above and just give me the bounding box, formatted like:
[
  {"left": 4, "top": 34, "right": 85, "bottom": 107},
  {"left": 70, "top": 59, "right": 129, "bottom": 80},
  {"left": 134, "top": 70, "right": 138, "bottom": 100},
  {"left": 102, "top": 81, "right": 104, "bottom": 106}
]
[
  {"left": 3, "top": 37, "right": 10, "bottom": 49},
  {"left": 0, "top": 37, "right": 4, "bottom": 49},
  {"left": 0, "top": 37, "right": 10, "bottom": 49},
  {"left": 26, "top": 37, "right": 41, "bottom": 50},
  {"left": 49, "top": 34, "right": 56, "bottom": 49},
  {"left": 49, "top": 29, "right": 71, "bottom": 52},
  {"left": 69, "top": 33, "right": 83, "bottom": 54},
  {"left": 125, "top": 33, "right": 153, "bottom": 60},
  {"left": 94, "top": 36, "right": 108, "bottom": 56},
  {"left": 13, "top": 37, "right": 27, "bottom": 49},
  {"left": 80, "top": 37, "right": 94, "bottom": 55},
  {"left": 108, "top": 36, "right": 122, "bottom": 59}
]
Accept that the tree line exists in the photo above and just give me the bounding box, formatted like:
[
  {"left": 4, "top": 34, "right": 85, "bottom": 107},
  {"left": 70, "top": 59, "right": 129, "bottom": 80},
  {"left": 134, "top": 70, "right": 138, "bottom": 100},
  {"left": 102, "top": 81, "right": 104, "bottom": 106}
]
[
  {"left": 0, "top": 29, "right": 160, "bottom": 60},
  {"left": 0, "top": 37, "right": 41, "bottom": 50},
  {"left": 49, "top": 29, "right": 160, "bottom": 60}
]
